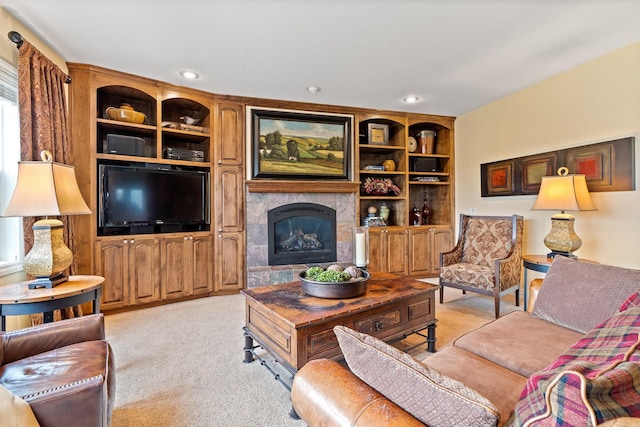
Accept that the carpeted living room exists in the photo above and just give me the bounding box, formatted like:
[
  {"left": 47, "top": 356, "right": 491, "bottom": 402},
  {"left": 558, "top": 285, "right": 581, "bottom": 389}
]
[{"left": 1, "top": 2, "right": 640, "bottom": 427}]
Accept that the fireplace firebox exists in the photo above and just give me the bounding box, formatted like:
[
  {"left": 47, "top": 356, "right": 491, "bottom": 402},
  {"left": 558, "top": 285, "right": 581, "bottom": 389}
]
[{"left": 267, "top": 203, "right": 337, "bottom": 266}]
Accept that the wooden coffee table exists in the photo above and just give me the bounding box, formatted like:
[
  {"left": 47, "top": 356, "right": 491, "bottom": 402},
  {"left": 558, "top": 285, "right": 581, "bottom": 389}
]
[{"left": 242, "top": 272, "right": 438, "bottom": 383}]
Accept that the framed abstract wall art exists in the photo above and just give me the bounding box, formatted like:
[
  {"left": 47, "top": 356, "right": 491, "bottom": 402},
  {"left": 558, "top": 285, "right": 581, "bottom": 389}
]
[{"left": 481, "top": 137, "right": 634, "bottom": 197}]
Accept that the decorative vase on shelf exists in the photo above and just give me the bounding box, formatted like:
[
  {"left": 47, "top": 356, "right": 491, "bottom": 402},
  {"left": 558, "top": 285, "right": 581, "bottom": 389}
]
[
  {"left": 421, "top": 200, "right": 430, "bottom": 225},
  {"left": 410, "top": 207, "right": 422, "bottom": 226},
  {"left": 379, "top": 203, "right": 390, "bottom": 225}
]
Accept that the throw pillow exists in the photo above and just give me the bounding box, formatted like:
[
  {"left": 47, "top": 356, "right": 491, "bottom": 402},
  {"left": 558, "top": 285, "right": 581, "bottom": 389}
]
[
  {"left": 512, "top": 307, "right": 640, "bottom": 427},
  {"left": 334, "top": 325, "right": 499, "bottom": 427},
  {"left": 619, "top": 291, "right": 640, "bottom": 313},
  {"left": 532, "top": 256, "right": 640, "bottom": 333},
  {"left": 0, "top": 384, "right": 40, "bottom": 427}
]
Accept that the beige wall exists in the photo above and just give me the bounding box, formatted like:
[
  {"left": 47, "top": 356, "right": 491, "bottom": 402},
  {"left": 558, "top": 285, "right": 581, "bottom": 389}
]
[
  {"left": 456, "top": 42, "right": 640, "bottom": 269},
  {"left": 0, "top": 7, "right": 67, "bottom": 71}
]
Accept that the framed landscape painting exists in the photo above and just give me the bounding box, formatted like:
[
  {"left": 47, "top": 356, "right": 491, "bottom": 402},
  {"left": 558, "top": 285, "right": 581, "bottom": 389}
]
[{"left": 250, "top": 108, "right": 353, "bottom": 180}]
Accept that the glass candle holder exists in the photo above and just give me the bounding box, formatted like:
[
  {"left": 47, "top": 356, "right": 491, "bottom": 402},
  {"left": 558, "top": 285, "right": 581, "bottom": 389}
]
[{"left": 352, "top": 226, "right": 369, "bottom": 268}]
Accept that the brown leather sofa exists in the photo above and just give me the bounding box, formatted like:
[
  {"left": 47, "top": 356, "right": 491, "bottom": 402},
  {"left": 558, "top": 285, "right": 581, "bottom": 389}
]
[{"left": 0, "top": 314, "right": 115, "bottom": 427}]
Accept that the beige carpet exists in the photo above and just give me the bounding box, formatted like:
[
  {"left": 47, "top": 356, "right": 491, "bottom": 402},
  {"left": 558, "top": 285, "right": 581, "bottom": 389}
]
[{"left": 104, "top": 283, "right": 520, "bottom": 426}]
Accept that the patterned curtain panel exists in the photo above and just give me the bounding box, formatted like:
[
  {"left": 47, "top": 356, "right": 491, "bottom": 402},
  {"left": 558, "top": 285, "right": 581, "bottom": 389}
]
[{"left": 16, "top": 38, "right": 78, "bottom": 274}]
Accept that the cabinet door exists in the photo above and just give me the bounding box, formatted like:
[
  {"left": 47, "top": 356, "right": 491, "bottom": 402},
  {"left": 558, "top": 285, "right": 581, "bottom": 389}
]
[
  {"left": 191, "top": 234, "right": 213, "bottom": 295},
  {"left": 408, "top": 227, "right": 431, "bottom": 276},
  {"left": 386, "top": 228, "right": 408, "bottom": 275},
  {"left": 215, "top": 101, "right": 244, "bottom": 165},
  {"left": 367, "top": 228, "right": 384, "bottom": 273},
  {"left": 129, "top": 237, "right": 161, "bottom": 304},
  {"left": 216, "top": 166, "right": 244, "bottom": 232},
  {"left": 95, "top": 238, "right": 129, "bottom": 310},
  {"left": 160, "top": 236, "right": 189, "bottom": 299},
  {"left": 367, "top": 228, "right": 407, "bottom": 274},
  {"left": 216, "top": 231, "right": 245, "bottom": 291}
]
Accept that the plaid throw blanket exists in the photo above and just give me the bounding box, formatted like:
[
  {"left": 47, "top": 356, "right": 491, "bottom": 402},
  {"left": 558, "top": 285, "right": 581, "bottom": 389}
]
[{"left": 510, "top": 306, "right": 640, "bottom": 427}]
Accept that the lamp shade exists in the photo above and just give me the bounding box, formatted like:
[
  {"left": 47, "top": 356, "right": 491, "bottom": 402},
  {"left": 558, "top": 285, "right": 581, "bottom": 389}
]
[
  {"left": 2, "top": 153, "right": 91, "bottom": 217},
  {"left": 531, "top": 172, "right": 596, "bottom": 212}
]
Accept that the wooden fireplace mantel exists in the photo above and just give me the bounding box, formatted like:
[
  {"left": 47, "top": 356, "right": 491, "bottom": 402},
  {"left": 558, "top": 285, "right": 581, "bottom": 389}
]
[{"left": 246, "top": 180, "right": 360, "bottom": 193}]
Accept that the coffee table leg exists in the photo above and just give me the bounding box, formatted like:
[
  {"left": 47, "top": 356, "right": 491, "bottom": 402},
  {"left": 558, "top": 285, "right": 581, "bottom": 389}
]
[
  {"left": 427, "top": 323, "right": 437, "bottom": 353},
  {"left": 289, "top": 405, "right": 300, "bottom": 420},
  {"left": 243, "top": 328, "right": 254, "bottom": 364}
]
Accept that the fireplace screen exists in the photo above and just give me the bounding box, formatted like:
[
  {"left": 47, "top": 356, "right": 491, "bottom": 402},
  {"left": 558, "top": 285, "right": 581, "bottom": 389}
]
[{"left": 268, "top": 203, "right": 337, "bottom": 266}]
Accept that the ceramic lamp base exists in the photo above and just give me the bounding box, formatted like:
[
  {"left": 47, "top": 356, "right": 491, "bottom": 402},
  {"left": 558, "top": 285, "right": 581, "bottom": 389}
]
[
  {"left": 543, "top": 213, "right": 582, "bottom": 258},
  {"left": 24, "top": 218, "right": 73, "bottom": 289}
]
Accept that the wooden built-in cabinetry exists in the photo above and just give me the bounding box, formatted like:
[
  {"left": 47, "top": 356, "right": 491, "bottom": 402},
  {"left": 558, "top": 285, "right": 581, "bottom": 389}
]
[
  {"left": 68, "top": 63, "right": 455, "bottom": 312},
  {"left": 68, "top": 64, "right": 246, "bottom": 312},
  {"left": 368, "top": 227, "right": 408, "bottom": 275},
  {"left": 355, "top": 112, "right": 454, "bottom": 276}
]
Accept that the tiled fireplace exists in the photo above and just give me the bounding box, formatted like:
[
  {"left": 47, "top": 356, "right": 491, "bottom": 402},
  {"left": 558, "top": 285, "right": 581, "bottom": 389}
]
[
  {"left": 246, "top": 190, "right": 357, "bottom": 288},
  {"left": 267, "top": 202, "right": 337, "bottom": 266}
]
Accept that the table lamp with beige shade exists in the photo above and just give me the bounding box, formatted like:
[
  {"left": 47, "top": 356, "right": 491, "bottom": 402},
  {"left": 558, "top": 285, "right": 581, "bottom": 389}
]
[
  {"left": 531, "top": 166, "right": 596, "bottom": 259},
  {"left": 1, "top": 150, "right": 91, "bottom": 289}
]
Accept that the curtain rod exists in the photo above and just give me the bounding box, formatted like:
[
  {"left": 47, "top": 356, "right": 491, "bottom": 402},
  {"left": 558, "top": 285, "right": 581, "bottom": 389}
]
[{"left": 8, "top": 31, "right": 72, "bottom": 84}]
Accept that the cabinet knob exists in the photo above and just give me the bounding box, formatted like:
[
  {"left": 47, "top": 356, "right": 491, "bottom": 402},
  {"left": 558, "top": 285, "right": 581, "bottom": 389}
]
[
  {"left": 218, "top": 160, "right": 222, "bottom": 165},
  {"left": 184, "top": 236, "right": 188, "bottom": 240},
  {"left": 374, "top": 321, "right": 384, "bottom": 331},
  {"left": 123, "top": 239, "right": 128, "bottom": 244},
  {"left": 189, "top": 236, "right": 193, "bottom": 240},
  {"left": 130, "top": 239, "right": 135, "bottom": 244},
  {"left": 218, "top": 228, "right": 222, "bottom": 232}
]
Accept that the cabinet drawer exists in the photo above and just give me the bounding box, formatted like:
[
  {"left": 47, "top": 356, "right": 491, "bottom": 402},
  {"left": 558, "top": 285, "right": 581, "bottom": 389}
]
[
  {"left": 355, "top": 309, "right": 401, "bottom": 334},
  {"left": 408, "top": 298, "right": 433, "bottom": 321},
  {"left": 307, "top": 328, "right": 339, "bottom": 356},
  {"left": 247, "top": 305, "right": 292, "bottom": 354}
]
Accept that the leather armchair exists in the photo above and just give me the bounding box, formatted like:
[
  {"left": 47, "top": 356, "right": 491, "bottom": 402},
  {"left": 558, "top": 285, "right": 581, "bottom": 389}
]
[
  {"left": 0, "top": 314, "right": 115, "bottom": 427},
  {"left": 439, "top": 214, "right": 523, "bottom": 318}
]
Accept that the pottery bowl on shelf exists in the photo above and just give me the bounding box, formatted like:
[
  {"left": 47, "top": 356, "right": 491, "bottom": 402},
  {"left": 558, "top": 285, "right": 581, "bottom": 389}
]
[
  {"left": 298, "top": 269, "right": 370, "bottom": 299},
  {"left": 105, "top": 103, "right": 146, "bottom": 124}
]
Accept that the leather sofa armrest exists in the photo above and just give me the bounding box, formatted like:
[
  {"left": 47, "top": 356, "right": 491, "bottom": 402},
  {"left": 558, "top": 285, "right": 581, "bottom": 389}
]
[
  {"left": 291, "top": 359, "right": 425, "bottom": 427},
  {"left": 1, "top": 314, "right": 105, "bottom": 365}
]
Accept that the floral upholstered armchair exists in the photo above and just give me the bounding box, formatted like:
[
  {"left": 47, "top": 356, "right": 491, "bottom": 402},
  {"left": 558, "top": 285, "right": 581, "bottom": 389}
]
[{"left": 439, "top": 214, "right": 523, "bottom": 318}]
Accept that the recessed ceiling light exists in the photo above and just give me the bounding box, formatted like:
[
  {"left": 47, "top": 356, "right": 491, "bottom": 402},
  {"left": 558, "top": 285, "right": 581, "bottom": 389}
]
[
  {"left": 307, "top": 86, "right": 321, "bottom": 93},
  {"left": 403, "top": 96, "right": 420, "bottom": 104},
  {"left": 179, "top": 70, "right": 199, "bottom": 80}
]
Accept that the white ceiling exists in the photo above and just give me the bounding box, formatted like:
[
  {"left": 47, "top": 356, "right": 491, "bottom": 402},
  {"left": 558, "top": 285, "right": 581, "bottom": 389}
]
[{"left": 3, "top": 0, "right": 640, "bottom": 116}]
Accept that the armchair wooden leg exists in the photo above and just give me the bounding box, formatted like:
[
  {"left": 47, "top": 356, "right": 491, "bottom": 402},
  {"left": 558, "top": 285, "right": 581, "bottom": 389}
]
[
  {"left": 495, "top": 294, "right": 500, "bottom": 318},
  {"left": 439, "top": 286, "right": 444, "bottom": 304},
  {"left": 515, "top": 289, "right": 520, "bottom": 307}
]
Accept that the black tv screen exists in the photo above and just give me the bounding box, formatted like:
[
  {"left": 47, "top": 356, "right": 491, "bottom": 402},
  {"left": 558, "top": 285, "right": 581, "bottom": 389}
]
[{"left": 99, "top": 164, "right": 209, "bottom": 230}]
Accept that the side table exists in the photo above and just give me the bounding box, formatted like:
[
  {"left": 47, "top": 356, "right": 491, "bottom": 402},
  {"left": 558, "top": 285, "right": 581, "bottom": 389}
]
[
  {"left": 522, "top": 255, "right": 553, "bottom": 311},
  {"left": 0, "top": 275, "right": 104, "bottom": 331}
]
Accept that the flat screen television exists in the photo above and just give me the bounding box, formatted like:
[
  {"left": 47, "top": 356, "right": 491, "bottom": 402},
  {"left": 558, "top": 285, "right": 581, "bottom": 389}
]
[{"left": 98, "top": 163, "right": 210, "bottom": 235}]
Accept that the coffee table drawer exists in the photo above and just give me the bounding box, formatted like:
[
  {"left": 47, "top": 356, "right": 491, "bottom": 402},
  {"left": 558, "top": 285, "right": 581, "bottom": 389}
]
[{"left": 354, "top": 309, "right": 401, "bottom": 334}]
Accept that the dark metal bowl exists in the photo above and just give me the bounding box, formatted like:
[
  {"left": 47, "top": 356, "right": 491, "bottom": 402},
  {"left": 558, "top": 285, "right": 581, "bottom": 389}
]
[{"left": 298, "top": 270, "right": 370, "bottom": 299}]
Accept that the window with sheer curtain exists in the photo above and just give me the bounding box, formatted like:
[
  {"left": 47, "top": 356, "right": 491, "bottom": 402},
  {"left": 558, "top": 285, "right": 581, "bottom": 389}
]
[{"left": 0, "top": 58, "right": 22, "bottom": 276}]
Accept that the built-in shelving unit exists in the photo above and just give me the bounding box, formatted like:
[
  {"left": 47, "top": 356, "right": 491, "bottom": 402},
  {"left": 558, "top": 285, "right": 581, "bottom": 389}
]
[{"left": 355, "top": 112, "right": 456, "bottom": 276}]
